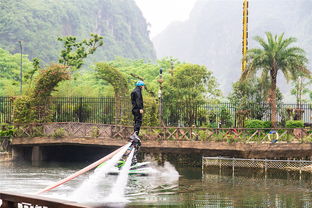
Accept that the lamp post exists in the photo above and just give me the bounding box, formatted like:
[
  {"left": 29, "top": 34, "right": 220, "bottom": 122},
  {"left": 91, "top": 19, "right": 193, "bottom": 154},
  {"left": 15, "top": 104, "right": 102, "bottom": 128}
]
[
  {"left": 157, "top": 68, "right": 163, "bottom": 125},
  {"left": 18, "top": 41, "right": 23, "bottom": 95}
]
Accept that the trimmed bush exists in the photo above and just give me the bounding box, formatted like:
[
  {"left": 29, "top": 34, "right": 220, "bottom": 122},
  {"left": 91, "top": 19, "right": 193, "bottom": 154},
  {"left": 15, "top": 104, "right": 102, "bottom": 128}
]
[
  {"left": 285, "top": 120, "right": 304, "bottom": 128},
  {"left": 245, "top": 120, "right": 271, "bottom": 128},
  {"left": 262, "top": 121, "right": 272, "bottom": 128},
  {"left": 245, "top": 120, "right": 263, "bottom": 128}
]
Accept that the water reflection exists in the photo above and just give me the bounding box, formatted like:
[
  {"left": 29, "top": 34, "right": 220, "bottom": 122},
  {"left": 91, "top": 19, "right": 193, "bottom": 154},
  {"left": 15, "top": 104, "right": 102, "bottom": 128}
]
[
  {"left": 1, "top": 161, "right": 312, "bottom": 207},
  {"left": 200, "top": 167, "right": 312, "bottom": 208}
]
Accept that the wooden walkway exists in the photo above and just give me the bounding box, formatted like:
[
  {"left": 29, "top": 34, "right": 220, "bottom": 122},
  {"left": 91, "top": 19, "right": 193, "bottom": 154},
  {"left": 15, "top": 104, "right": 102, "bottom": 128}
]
[
  {"left": 12, "top": 122, "right": 311, "bottom": 141},
  {"left": 6, "top": 122, "right": 312, "bottom": 160}
]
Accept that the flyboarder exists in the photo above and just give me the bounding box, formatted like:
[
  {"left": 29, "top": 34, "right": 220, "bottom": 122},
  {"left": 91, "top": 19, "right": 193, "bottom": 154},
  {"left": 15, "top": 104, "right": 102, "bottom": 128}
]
[
  {"left": 123, "top": 80, "right": 145, "bottom": 165},
  {"left": 130, "top": 80, "right": 145, "bottom": 140}
]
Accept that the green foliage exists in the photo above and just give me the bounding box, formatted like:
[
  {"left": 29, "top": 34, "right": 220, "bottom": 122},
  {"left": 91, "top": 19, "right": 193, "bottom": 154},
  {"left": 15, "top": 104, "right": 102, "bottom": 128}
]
[
  {"left": 73, "top": 104, "right": 92, "bottom": 122},
  {"left": 0, "top": 124, "right": 16, "bottom": 138},
  {"left": 95, "top": 62, "right": 129, "bottom": 96},
  {"left": 107, "top": 57, "right": 162, "bottom": 94},
  {"left": 0, "top": 0, "right": 155, "bottom": 64},
  {"left": 58, "top": 34, "right": 104, "bottom": 70},
  {"left": 262, "top": 121, "right": 272, "bottom": 128},
  {"left": 163, "top": 63, "right": 221, "bottom": 126},
  {"left": 229, "top": 79, "right": 283, "bottom": 120},
  {"left": 245, "top": 120, "right": 272, "bottom": 128},
  {"left": 291, "top": 76, "right": 311, "bottom": 106},
  {"left": 52, "top": 57, "right": 161, "bottom": 97},
  {"left": 285, "top": 120, "right": 304, "bottom": 128},
  {"left": 0, "top": 48, "right": 34, "bottom": 96},
  {"left": 51, "top": 128, "right": 66, "bottom": 138},
  {"left": 220, "top": 107, "right": 233, "bottom": 128},
  {"left": 142, "top": 97, "right": 159, "bottom": 126},
  {"left": 95, "top": 62, "right": 129, "bottom": 123},
  {"left": 12, "top": 96, "right": 36, "bottom": 124},
  {"left": 243, "top": 32, "right": 310, "bottom": 126},
  {"left": 13, "top": 64, "right": 70, "bottom": 123},
  {"left": 164, "top": 63, "right": 221, "bottom": 102},
  {"left": 91, "top": 126, "right": 100, "bottom": 138},
  {"left": 32, "top": 64, "right": 70, "bottom": 98},
  {"left": 52, "top": 72, "right": 108, "bottom": 97},
  {"left": 24, "top": 58, "right": 41, "bottom": 84}
]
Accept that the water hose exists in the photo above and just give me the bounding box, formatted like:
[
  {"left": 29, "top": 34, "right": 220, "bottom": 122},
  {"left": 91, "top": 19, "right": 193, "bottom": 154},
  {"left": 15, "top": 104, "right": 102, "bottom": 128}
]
[{"left": 36, "top": 144, "right": 128, "bottom": 195}]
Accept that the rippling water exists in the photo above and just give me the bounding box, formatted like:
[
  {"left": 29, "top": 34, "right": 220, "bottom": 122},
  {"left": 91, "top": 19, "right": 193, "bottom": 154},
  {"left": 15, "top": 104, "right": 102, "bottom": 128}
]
[{"left": 1, "top": 161, "right": 312, "bottom": 207}]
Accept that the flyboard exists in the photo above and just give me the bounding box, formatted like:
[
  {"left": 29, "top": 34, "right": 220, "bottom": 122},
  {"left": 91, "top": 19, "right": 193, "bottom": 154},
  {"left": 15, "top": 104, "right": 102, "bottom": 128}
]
[
  {"left": 95, "top": 136, "right": 152, "bottom": 176},
  {"left": 36, "top": 135, "right": 148, "bottom": 195}
]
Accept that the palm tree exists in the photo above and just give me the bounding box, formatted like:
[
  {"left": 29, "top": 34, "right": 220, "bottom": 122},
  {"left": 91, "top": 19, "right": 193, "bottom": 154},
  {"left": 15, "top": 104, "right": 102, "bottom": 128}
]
[{"left": 241, "top": 32, "right": 311, "bottom": 127}]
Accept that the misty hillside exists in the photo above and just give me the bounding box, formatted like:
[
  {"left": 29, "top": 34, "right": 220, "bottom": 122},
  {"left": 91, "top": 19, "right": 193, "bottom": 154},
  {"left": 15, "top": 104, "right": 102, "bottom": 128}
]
[
  {"left": 0, "top": 0, "right": 156, "bottom": 63},
  {"left": 153, "top": 0, "right": 312, "bottom": 98}
]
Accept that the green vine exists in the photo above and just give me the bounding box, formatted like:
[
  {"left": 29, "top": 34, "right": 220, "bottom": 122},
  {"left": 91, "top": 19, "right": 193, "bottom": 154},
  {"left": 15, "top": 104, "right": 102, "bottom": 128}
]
[
  {"left": 13, "top": 64, "right": 70, "bottom": 123},
  {"left": 95, "top": 63, "right": 129, "bottom": 123}
]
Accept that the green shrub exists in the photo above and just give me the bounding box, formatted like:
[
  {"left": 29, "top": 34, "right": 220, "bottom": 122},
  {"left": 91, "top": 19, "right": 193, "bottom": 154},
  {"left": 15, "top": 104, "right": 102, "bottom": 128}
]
[
  {"left": 73, "top": 104, "right": 92, "bottom": 122},
  {"left": 13, "top": 64, "right": 70, "bottom": 123},
  {"left": 245, "top": 120, "right": 263, "bottom": 128},
  {"left": 207, "top": 122, "right": 218, "bottom": 128},
  {"left": 220, "top": 107, "right": 233, "bottom": 128},
  {"left": 0, "top": 124, "right": 16, "bottom": 138},
  {"left": 142, "top": 97, "right": 159, "bottom": 126},
  {"left": 91, "top": 126, "right": 100, "bottom": 138},
  {"left": 52, "top": 128, "right": 66, "bottom": 138},
  {"left": 262, "top": 121, "right": 272, "bottom": 128},
  {"left": 285, "top": 120, "right": 304, "bottom": 128}
]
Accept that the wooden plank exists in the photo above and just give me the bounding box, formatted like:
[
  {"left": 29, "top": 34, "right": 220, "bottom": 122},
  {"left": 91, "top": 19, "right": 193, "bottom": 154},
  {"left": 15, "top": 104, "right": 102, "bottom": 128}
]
[{"left": 0, "top": 191, "right": 88, "bottom": 208}]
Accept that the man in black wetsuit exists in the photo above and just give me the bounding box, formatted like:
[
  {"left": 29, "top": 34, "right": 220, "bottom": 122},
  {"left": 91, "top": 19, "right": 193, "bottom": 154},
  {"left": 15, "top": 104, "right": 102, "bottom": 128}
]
[
  {"left": 130, "top": 80, "right": 145, "bottom": 140},
  {"left": 128, "top": 81, "right": 144, "bottom": 165}
]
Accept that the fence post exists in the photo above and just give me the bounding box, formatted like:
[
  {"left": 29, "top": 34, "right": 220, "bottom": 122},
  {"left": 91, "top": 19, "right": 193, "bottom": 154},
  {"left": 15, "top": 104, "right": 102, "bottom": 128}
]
[
  {"left": 232, "top": 157, "right": 235, "bottom": 176},
  {"left": 299, "top": 159, "right": 302, "bottom": 178},
  {"left": 78, "top": 97, "right": 83, "bottom": 122},
  {"left": 219, "top": 157, "right": 221, "bottom": 169}
]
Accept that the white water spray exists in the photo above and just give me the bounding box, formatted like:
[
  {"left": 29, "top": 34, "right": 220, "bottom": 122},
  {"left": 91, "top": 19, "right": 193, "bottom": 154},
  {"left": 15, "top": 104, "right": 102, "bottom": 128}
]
[
  {"left": 70, "top": 143, "right": 131, "bottom": 202},
  {"left": 104, "top": 148, "right": 135, "bottom": 203}
]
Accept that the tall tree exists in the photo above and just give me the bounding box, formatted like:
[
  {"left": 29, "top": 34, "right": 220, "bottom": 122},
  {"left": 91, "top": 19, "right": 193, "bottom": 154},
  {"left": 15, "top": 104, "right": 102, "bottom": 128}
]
[
  {"left": 163, "top": 63, "right": 221, "bottom": 126},
  {"left": 291, "top": 76, "right": 311, "bottom": 107},
  {"left": 241, "top": 32, "right": 311, "bottom": 127}
]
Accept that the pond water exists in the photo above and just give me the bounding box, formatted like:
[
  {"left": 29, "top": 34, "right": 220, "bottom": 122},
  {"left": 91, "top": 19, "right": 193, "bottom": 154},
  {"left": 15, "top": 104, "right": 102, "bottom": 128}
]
[{"left": 1, "top": 161, "right": 312, "bottom": 207}]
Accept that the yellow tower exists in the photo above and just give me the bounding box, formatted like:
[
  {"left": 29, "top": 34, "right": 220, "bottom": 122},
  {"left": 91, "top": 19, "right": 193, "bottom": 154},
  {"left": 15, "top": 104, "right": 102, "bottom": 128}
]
[{"left": 242, "top": 0, "right": 249, "bottom": 71}]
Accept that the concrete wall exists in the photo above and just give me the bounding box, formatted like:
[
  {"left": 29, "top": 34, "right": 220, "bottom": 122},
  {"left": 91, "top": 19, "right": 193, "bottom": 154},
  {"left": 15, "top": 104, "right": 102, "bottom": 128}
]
[
  {"left": 10, "top": 137, "right": 312, "bottom": 167},
  {"left": 0, "top": 152, "right": 12, "bottom": 161}
]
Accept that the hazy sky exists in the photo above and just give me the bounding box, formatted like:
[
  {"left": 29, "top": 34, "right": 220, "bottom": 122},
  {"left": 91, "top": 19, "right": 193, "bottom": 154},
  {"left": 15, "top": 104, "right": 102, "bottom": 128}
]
[{"left": 135, "top": 0, "right": 197, "bottom": 38}]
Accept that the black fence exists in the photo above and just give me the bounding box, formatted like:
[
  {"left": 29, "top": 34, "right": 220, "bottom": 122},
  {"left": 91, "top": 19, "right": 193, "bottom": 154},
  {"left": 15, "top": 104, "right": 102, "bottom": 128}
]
[
  {"left": 0, "top": 96, "right": 311, "bottom": 127},
  {"left": 164, "top": 102, "right": 312, "bottom": 127},
  {"left": 0, "top": 97, "right": 13, "bottom": 124},
  {"left": 51, "top": 97, "right": 118, "bottom": 124}
]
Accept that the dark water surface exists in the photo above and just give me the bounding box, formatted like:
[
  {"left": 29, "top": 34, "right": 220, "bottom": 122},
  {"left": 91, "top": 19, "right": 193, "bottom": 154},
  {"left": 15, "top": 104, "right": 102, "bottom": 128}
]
[{"left": 1, "top": 161, "right": 312, "bottom": 207}]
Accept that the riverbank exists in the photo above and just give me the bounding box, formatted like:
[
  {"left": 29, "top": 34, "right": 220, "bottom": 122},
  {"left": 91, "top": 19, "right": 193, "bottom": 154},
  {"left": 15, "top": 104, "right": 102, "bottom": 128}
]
[{"left": 0, "top": 152, "right": 12, "bottom": 162}]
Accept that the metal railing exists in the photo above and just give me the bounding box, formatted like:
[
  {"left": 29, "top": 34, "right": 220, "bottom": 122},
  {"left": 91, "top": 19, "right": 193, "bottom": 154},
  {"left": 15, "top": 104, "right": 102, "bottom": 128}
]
[
  {"left": 202, "top": 157, "right": 312, "bottom": 174},
  {"left": 0, "top": 97, "right": 13, "bottom": 124},
  {"left": 10, "top": 122, "right": 312, "bottom": 142},
  {"left": 0, "top": 96, "right": 311, "bottom": 126}
]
